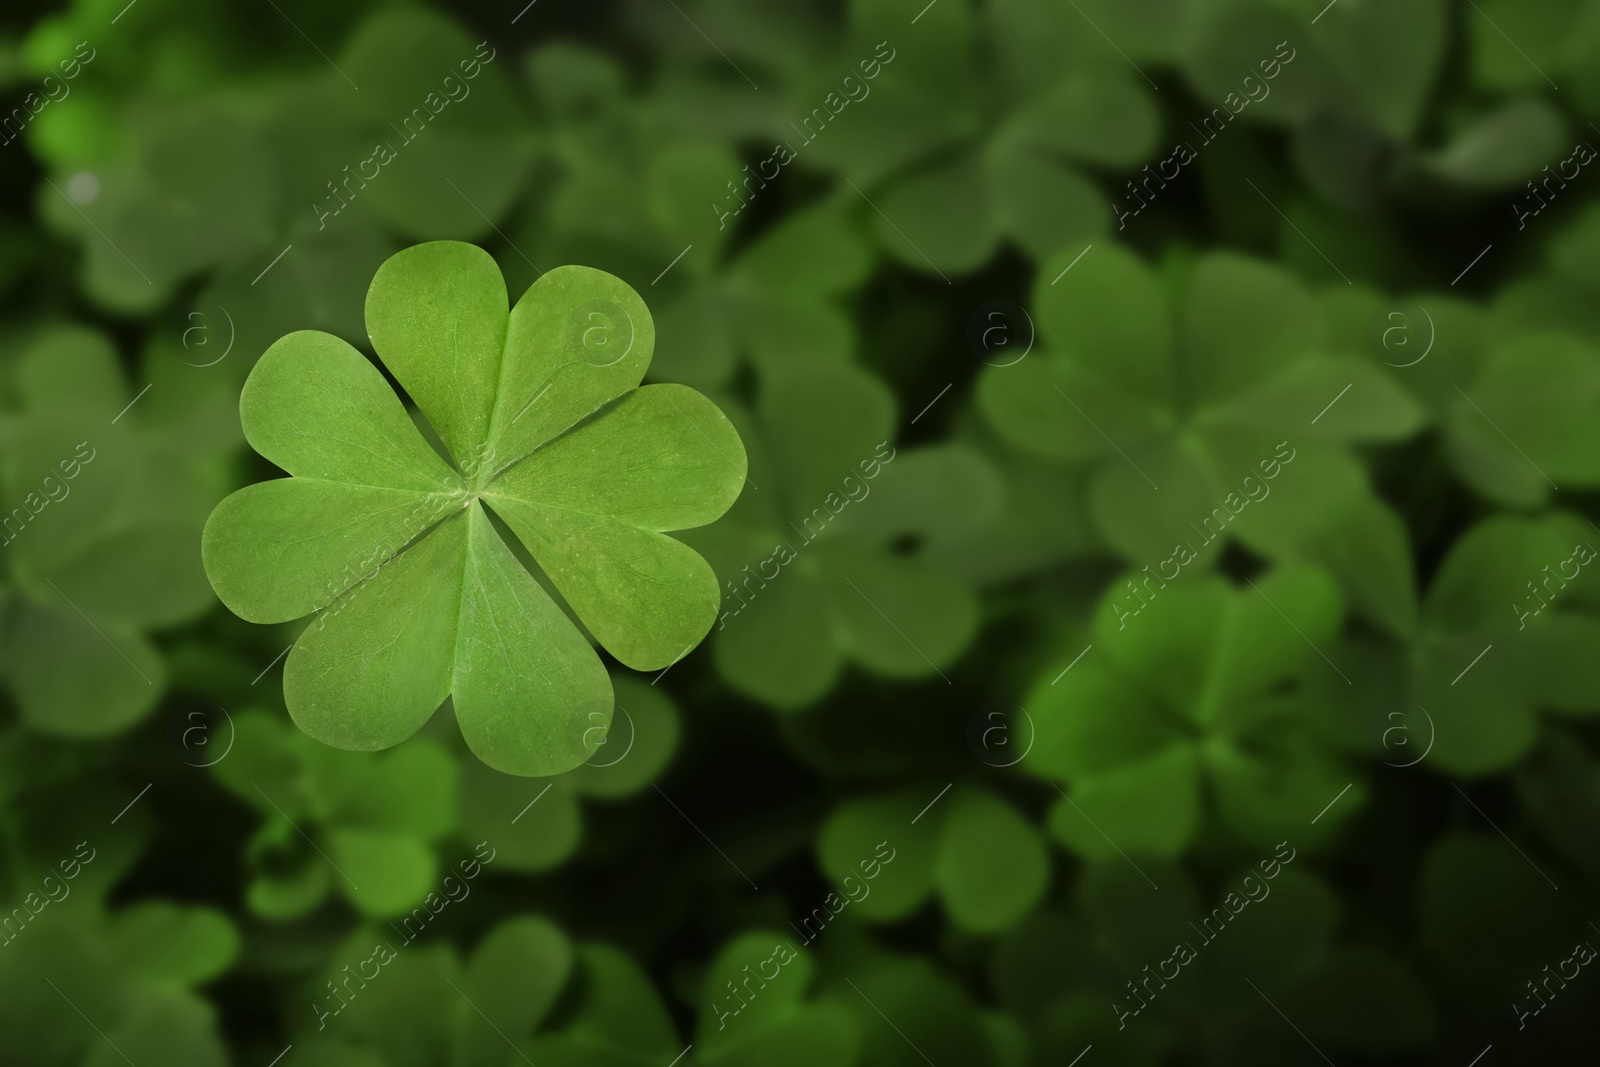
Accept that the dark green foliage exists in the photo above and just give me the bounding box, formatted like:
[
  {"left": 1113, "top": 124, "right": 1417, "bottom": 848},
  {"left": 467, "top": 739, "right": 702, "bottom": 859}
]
[{"left": 0, "top": 0, "right": 1596, "bottom": 1063}]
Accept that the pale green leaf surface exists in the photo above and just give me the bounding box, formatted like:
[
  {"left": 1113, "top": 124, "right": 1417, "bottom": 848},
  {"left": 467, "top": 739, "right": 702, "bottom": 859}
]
[
  {"left": 364, "top": 242, "right": 510, "bottom": 471},
  {"left": 451, "top": 503, "right": 614, "bottom": 775},
  {"left": 823, "top": 547, "right": 978, "bottom": 678},
  {"left": 486, "top": 385, "right": 746, "bottom": 668},
  {"left": 283, "top": 511, "right": 466, "bottom": 753},
  {"left": 242, "top": 330, "right": 464, "bottom": 492},
  {"left": 874, "top": 157, "right": 998, "bottom": 275},
  {"left": 711, "top": 566, "right": 842, "bottom": 709},
  {"left": 203, "top": 479, "right": 457, "bottom": 624},
  {"left": 487, "top": 264, "right": 656, "bottom": 472},
  {"left": 1031, "top": 243, "right": 1173, "bottom": 403},
  {"left": 5, "top": 601, "right": 163, "bottom": 737},
  {"left": 207, "top": 243, "right": 738, "bottom": 774},
  {"left": 817, "top": 793, "right": 938, "bottom": 921},
  {"left": 108, "top": 903, "right": 240, "bottom": 988},
  {"left": 454, "top": 917, "right": 572, "bottom": 1067},
  {"left": 326, "top": 830, "right": 437, "bottom": 916},
  {"left": 935, "top": 787, "right": 1050, "bottom": 933},
  {"left": 1049, "top": 745, "right": 1200, "bottom": 859}
]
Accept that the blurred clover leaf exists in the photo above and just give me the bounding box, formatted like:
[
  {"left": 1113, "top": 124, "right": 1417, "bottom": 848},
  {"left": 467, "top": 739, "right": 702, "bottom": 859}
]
[
  {"left": 35, "top": 95, "right": 278, "bottom": 312},
  {"left": 0, "top": 325, "right": 233, "bottom": 737},
  {"left": 0, "top": 923, "right": 233, "bottom": 1067},
  {"left": 293, "top": 919, "right": 686, "bottom": 1067},
  {"left": 1078, "top": 861, "right": 1433, "bottom": 1057},
  {"left": 867, "top": 65, "right": 1157, "bottom": 271},
  {"left": 1446, "top": 329, "right": 1600, "bottom": 507},
  {"left": 817, "top": 784, "right": 1050, "bottom": 934},
  {"left": 1184, "top": 0, "right": 1444, "bottom": 144},
  {"left": 651, "top": 198, "right": 871, "bottom": 390},
  {"left": 1418, "top": 831, "right": 1573, "bottom": 1002},
  {"left": 324, "top": 9, "right": 536, "bottom": 242},
  {"left": 682, "top": 363, "right": 999, "bottom": 708},
  {"left": 1464, "top": 0, "right": 1600, "bottom": 105},
  {"left": 1023, "top": 565, "right": 1360, "bottom": 857},
  {"left": 202, "top": 241, "right": 746, "bottom": 776},
  {"left": 1515, "top": 729, "right": 1600, "bottom": 884},
  {"left": 290, "top": 915, "right": 573, "bottom": 1067},
  {"left": 1406, "top": 513, "right": 1600, "bottom": 776},
  {"left": 923, "top": 421, "right": 1099, "bottom": 590},
  {"left": 813, "top": 945, "right": 1014, "bottom": 1067},
  {"left": 826, "top": 0, "right": 1156, "bottom": 272},
  {"left": 30, "top": 6, "right": 531, "bottom": 312},
  {"left": 0, "top": 780, "right": 236, "bottom": 1066},
  {"left": 979, "top": 246, "right": 1423, "bottom": 630},
  {"left": 453, "top": 674, "right": 681, "bottom": 873},
  {"left": 526, "top": 943, "right": 682, "bottom": 1065},
  {"left": 212, "top": 709, "right": 457, "bottom": 918},
  {"left": 696, "top": 931, "right": 859, "bottom": 1067},
  {"left": 1417, "top": 100, "right": 1569, "bottom": 190},
  {"left": 511, "top": 70, "right": 738, "bottom": 288}
]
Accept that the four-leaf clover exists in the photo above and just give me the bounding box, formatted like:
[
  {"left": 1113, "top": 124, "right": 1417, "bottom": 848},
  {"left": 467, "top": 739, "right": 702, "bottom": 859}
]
[{"left": 203, "top": 241, "right": 746, "bottom": 776}]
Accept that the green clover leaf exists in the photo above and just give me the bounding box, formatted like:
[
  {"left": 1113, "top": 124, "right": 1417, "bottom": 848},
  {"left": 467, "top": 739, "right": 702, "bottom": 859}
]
[
  {"left": 697, "top": 930, "right": 860, "bottom": 1067},
  {"left": 212, "top": 709, "right": 457, "bottom": 918},
  {"left": 651, "top": 199, "right": 871, "bottom": 390},
  {"left": 1022, "top": 565, "right": 1359, "bottom": 857},
  {"left": 979, "top": 246, "right": 1423, "bottom": 630},
  {"left": 1185, "top": 0, "right": 1445, "bottom": 143},
  {"left": 0, "top": 781, "right": 234, "bottom": 1066},
  {"left": 290, "top": 915, "right": 573, "bottom": 1066},
  {"left": 0, "top": 325, "right": 231, "bottom": 737},
  {"left": 682, "top": 363, "right": 998, "bottom": 709},
  {"left": 815, "top": 950, "right": 1008, "bottom": 1067},
  {"left": 1077, "top": 860, "right": 1432, "bottom": 1056},
  {"left": 454, "top": 674, "right": 682, "bottom": 873},
  {"left": 202, "top": 241, "right": 746, "bottom": 776},
  {"left": 851, "top": 70, "right": 1155, "bottom": 272},
  {"left": 1446, "top": 331, "right": 1600, "bottom": 507},
  {"left": 817, "top": 785, "right": 1050, "bottom": 934},
  {"left": 1412, "top": 512, "right": 1600, "bottom": 775},
  {"left": 1515, "top": 729, "right": 1600, "bottom": 884}
]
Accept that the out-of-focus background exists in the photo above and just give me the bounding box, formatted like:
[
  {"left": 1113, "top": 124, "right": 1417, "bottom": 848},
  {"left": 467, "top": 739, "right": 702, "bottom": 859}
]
[{"left": 2, "top": 0, "right": 1599, "bottom": 1063}]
